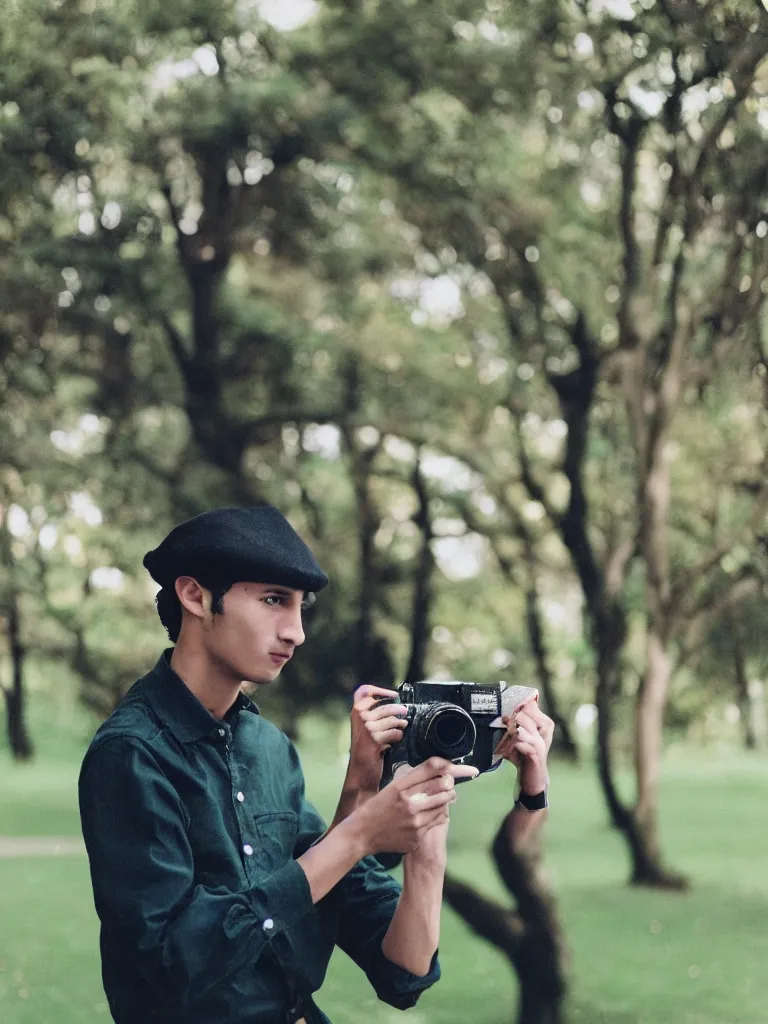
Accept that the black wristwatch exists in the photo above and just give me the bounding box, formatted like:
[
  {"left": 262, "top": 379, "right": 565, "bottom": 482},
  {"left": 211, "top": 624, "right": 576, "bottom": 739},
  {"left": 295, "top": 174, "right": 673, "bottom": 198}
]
[{"left": 516, "top": 788, "right": 548, "bottom": 811}]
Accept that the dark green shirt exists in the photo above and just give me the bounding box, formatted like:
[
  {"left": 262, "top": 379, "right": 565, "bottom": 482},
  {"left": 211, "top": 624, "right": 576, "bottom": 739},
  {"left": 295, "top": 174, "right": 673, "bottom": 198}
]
[{"left": 79, "top": 652, "right": 440, "bottom": 1024}]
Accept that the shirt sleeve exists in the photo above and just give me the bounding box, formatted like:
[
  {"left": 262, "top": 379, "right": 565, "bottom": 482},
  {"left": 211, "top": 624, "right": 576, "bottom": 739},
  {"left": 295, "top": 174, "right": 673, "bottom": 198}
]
[
  {"left": 294, "top": 792, "right": 328, "bottom": 855},
  {"left": 78, "top": 736, "right": 315, "bottom": 1011},
  {"left": 332, "top": 855, "right": 441, "bottom": 1009}
]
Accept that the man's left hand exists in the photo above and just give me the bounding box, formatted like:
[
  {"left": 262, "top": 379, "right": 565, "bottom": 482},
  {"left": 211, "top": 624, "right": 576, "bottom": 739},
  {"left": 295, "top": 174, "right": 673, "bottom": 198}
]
[{"left": 495, "top": 700, "right": 555, "bottom": 796}]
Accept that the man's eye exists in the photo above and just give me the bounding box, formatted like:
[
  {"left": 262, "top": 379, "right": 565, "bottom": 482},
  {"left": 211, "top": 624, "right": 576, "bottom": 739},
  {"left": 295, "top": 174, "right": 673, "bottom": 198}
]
[{"left": 264, "top": 596, "right": 283, "bottom": 606}]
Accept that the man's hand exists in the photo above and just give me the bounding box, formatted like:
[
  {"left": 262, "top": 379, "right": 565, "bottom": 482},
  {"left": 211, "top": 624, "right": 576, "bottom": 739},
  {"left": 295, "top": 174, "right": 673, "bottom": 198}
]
[
  {"left": 347, "top": 685, "right": 409, "bottom": 792},
  {"left": 494, "top": 700, "right": 554, "bottom": 796},
  {"left": 328, "top": 685, "right": 408, "bottom": 831},
  {"left": 402, "top": 804, "right": 450, "bottom": 869},
  {"left": 353, "top": 757, "right": 478, "bottom": 856}
]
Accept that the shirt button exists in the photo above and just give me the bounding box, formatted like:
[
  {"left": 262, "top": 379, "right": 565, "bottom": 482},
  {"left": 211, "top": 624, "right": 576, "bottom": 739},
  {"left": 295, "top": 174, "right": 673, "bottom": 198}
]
[
  {"left": 218, "top": 728, "right": 226, "bottom": 737},
  {"left": 236, "top": 791, "right": 245, "bottom": 803},
  {"left": 262, "top": 918, "right": 275, "bottom": 933},
  {"left": 243, "top": 844, "right": 254, "bottom": 856}
]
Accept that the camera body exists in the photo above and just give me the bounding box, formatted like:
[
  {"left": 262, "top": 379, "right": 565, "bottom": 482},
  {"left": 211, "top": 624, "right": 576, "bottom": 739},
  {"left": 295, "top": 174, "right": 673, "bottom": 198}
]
[{"left": 378, "top": 680, "right": 538, "bottom": 784}]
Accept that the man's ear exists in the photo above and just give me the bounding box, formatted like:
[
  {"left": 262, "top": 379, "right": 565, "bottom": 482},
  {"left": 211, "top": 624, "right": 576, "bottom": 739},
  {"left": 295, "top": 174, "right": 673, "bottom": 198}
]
[{"left": 175, "top": 576, "right": 213, "bottom": 621}]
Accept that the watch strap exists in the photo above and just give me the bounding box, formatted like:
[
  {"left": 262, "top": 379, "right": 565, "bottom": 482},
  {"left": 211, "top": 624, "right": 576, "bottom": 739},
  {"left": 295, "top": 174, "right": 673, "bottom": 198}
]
[{"left": 516, "top": 788, "right": 548, "bottom": 811}]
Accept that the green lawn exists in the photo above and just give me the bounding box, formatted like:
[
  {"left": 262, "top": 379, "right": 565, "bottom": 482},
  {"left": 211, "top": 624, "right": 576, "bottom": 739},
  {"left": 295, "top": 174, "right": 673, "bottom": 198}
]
[{"left": 1, "top": 709, "right": 766, "bottom": 1024}]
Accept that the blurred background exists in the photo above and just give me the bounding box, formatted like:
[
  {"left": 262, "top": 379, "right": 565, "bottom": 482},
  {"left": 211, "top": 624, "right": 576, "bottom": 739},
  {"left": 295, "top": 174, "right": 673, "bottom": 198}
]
[{"left": 1, "top": 0, "right": 767, "bottom": 1021}]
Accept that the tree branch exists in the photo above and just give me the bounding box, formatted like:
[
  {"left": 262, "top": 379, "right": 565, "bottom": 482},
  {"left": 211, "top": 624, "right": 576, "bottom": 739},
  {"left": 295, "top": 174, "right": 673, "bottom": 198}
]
[
  {"left": 442, "top": 873, "right": 525, "bottom": 956},
  {"left": 514, "top": 414, "right": 562, "bottom": 528},
  {"left": 670, "top": 479, "right": 768, "bottom": 617},
  {"left": 675, "top": 571, "right": 761, "bottom": 669},
  {"left": 611, "top": 113, "right": 646, "bottom": 349}
]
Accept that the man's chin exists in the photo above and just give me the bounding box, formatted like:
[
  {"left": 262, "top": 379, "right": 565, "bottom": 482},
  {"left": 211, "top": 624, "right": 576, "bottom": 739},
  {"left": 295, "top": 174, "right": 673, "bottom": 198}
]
[{"left": 241, "top": 664, "right": 283, "bottom": 686}]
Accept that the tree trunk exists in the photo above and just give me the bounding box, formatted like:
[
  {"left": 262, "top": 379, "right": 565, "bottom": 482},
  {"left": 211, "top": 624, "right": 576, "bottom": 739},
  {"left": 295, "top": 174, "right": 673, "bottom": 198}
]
[
  {"left": 745, "top": 680, "right": 768, "bottom": 752},
  {"left": 544, "top": 330, "right": 684, "bottom": 887},
  {"left": 491, "top": 818, "right": 568, "bottom": 1024},
  {"left": 634, "top": 631, "right": 670, "bottom": 864},
  {"left": 629, "top": 331, "right": 687, "bottom": 888},
  {"left": 523, "top": 580, "right": 578, "bottom": 761},
  {"left": 343, "top": 431, "right": 392, "bottom": 684},
  {"left": 546, "top": 332, "right": 681, "bottom": 885},
  {"left": 491, "top": 519, "right": 577, "bottom": 761},
  {"left": 353, "top": 455, "right": 379, "bottom": 682},
  {"left": 403, "top": 453, "right": 434, "bottom": 685},
  {"left": 731, "top": 620, "right": 759, "bottom": 750},
  {"left": 592, "top": 611, "right": 686, "bottom": 888},
  {"left": 442, "top": 811, "right": 567, "bottom": 1024},
  {"left": 3, "top": 595, "right": 34, "bottom": 761}
]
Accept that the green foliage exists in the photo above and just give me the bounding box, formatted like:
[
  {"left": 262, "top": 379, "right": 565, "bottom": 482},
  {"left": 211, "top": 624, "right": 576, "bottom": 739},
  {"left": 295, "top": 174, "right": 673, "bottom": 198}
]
[{"left": 0, "top": 0, "right": 766, "bottom": 756}]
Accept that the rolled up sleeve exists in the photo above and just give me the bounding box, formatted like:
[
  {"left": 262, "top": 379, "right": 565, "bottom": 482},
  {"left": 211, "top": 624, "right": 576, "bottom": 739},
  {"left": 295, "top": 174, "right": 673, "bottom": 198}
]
[
  {"left": 333, "top": 856, "right": 441, "bottom": 1009},
  {"left": 79, "top": 736, "right": 314, "bottom": 1011}
]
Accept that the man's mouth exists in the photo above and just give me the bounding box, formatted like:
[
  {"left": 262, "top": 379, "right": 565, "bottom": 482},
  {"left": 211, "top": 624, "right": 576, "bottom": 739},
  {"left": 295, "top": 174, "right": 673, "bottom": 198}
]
[{"left": 269, "top": 652, "right": 291, "bottom": 664}]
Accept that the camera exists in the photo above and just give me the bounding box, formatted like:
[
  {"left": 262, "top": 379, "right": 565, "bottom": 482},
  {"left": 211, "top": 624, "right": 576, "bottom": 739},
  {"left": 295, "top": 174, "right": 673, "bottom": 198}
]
[{"left": 377, "top": 680, "right": 538, "bottom": 784}]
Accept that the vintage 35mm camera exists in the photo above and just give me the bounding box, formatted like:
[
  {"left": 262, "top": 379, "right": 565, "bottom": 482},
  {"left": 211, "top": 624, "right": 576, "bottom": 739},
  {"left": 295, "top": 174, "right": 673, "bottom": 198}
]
[{"left": 377, "top": 680, "right": 538, "bottom": 784}]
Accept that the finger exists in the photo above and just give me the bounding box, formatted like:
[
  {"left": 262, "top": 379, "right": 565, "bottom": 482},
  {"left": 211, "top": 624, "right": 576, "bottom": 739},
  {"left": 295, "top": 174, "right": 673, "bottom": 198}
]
[
  {"left": 364, "top": 706, "right": 408, "bottom": 726},
  {"left": 501, "top": 711, "right": 527, "bottom": 734},
  {"left": 369, "top": 727, "right": 408, "bottom": 746},
  {"left": 399, "top": 758, "right": 478, "bottom": 789},
  {"left": 514, "top": 731, "right": 546, "bottom": 758},
  {"left": 398, "top": 757, "right": 453, "bottom": 788},
  {"left": 408, "top": 789, "right": 456, "bottom": 814},
  {"left": 496, "top": 746, "right": 521, "bottom": 767},
  {"left": 509, "top": 740, "right": 540, "bottom": 758},
  {"left": 535, "top": 714, "right": 556, "bottom": 746},
  {"left": 494, "top": 735, "right": 516, "bottom": 758},
  {"left": 420, "top": 805, "right": 452, "bottom": 832},
  {"left": 368, "top": 713, "right": 407, "bottom": 730},
  {"left": 405, "top": 774, "right": 456, "bottom": 799},
  {"left": 521, "top": 704, "right": 555, "bottom": 741},
  {"left": 353, "top": 685, "right": 401, "bottom": 710},
  {"left": 524, "top": 702, "right": 548, "bottom": 724},
  {"left": 515, "top": 711, "right": 538, "bottom": 732},
  {"left": 414, "top": 801, "right": 455, "bottom": 830},
  {"left": 515, "top": 717, "right": 548, "bottom": 750},
  {"left": 499, "top": 721, "right": 524, "bottom": 747},
  {"left": 354, "top": 684, "right": 400, "bottom": 700}
]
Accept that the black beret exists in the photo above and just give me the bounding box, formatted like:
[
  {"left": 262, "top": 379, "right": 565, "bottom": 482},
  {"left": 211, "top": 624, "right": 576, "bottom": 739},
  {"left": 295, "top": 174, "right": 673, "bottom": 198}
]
[{"left": 143, "top": 506, "right": 328, "bottom": 593}]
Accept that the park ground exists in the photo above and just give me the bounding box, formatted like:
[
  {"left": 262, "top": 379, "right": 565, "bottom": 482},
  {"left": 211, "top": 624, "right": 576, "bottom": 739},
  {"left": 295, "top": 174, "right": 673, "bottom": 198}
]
[{"left": 1, "top": 698, "right": 767, "bottom": 1024}]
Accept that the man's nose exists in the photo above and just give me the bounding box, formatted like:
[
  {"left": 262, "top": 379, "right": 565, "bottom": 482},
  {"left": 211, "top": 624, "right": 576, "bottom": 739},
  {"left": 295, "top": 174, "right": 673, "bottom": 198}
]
[{"left": 279, "top": 609, "right": 305, "bottom": 647}]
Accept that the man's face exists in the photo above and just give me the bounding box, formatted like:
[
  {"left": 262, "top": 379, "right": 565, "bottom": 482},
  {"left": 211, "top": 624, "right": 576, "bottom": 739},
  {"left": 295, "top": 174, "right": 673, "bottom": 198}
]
[{"left": 202, "top": 582, "right": 307, "bottom": 685}]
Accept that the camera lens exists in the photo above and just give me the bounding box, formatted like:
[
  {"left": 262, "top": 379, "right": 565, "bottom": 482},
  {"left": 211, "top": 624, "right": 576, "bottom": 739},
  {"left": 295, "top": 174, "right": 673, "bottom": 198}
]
[
  {"left": 433, "top": 711, "right": 470, "bottom": 749},
  {"left": 411, "top": 703, "right": 476, "bottom": 761}
]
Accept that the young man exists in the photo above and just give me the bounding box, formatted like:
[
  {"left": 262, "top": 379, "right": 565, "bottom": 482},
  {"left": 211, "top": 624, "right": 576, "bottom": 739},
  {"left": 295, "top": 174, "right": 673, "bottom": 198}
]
[{"left": 79, "top": 506, "right": 553, "bottom": 1024}]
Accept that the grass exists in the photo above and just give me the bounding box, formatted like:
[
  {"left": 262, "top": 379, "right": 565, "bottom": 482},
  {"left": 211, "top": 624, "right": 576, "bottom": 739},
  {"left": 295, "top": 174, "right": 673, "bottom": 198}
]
[{"left": 1, "top": 703, "right": 767, "bottom": 1024}]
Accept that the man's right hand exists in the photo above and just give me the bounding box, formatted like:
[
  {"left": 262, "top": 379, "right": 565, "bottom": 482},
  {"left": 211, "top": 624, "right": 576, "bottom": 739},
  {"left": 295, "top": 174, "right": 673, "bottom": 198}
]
[
  {"left": 351, "top": 757, "right": 478, "bottom": 856},
  {"left": 346, "top": 684, "right": 409, "bottom": 793},
  {"left": 298, "top": 758, "right": 477, "bottom": 904}
]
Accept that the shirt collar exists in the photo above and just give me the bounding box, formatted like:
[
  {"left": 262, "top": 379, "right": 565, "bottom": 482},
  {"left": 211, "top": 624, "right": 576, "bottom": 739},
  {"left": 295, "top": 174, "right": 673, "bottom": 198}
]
[{"left": 142, "top": 649, "right": 260, "bottom": 744}]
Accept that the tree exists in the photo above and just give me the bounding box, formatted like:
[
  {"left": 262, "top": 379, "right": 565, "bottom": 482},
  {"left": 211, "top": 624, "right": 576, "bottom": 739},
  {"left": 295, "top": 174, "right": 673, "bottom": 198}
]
[
  {"left": 0, "top": 511, "right": 34, "bottom": 760},
  {"left": 5, "top": 1, "right": 767, "bottom": 1017},
  {"left": 321, "top": 0, "right": 768, "bottom": 886}
]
